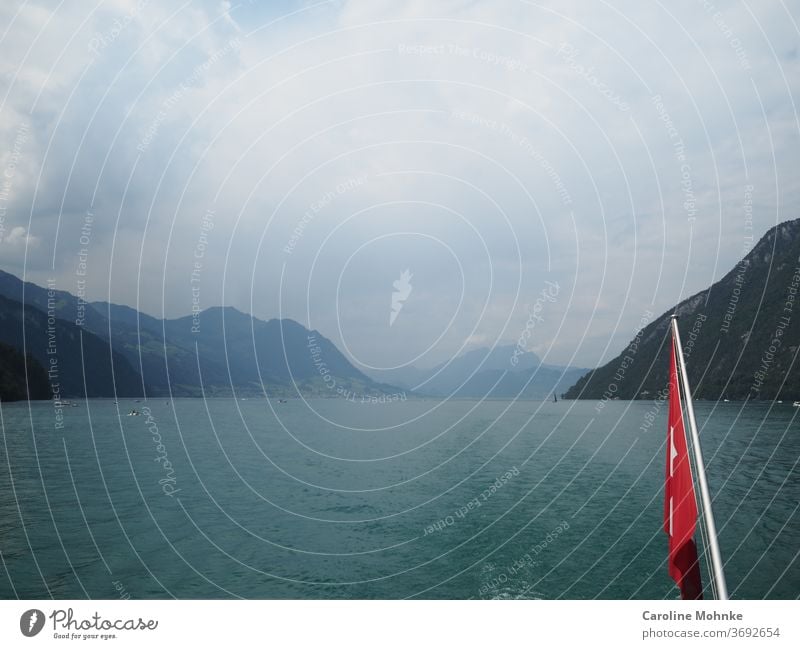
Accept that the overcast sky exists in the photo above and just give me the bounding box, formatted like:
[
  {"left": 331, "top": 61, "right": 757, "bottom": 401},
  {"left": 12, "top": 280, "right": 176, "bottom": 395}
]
[{"left": 1, "top": 0, "right": 798, "bottom": 370}]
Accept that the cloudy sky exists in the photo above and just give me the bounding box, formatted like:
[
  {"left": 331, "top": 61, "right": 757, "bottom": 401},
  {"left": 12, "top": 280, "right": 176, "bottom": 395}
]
[{"left": 1, "top": 0, "right": 798, "bottom": 370}]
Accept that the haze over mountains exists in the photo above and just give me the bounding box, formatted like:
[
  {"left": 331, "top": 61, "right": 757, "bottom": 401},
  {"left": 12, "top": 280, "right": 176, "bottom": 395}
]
[
  {"left": 565, "top": 218, "right": 800, "bottom": 402},
  {"left": 366, "top": 345, "right": 587, "bottom": 399},
  {"left": 1, "top": 219, "right": 798, "bottom": 403},
  {"left": 0, "top": 269, "right": 587, "bottom": 402}
]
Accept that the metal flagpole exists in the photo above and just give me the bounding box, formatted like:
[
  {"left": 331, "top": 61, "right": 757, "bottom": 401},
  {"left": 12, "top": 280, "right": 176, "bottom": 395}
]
[{"left": 670, "top": 315, "right": 729, "bottom": 600}]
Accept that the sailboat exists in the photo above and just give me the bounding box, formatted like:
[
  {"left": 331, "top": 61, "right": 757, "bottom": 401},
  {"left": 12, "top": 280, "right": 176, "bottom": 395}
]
[{"left": 666, "top": 315, "right": 728, "bottom": 600}]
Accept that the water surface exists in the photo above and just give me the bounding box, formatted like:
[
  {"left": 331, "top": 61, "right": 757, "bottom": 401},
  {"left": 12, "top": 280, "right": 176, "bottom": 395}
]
[{"left": 0, "top": 398, "right": 797, "bottom": 599}]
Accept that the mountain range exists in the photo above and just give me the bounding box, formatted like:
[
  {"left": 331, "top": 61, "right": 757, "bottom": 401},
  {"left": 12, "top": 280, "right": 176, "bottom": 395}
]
[
  {"left": 2, "top": 218, "right": 797, "bottom": 403},
  {"left": 366, "top": 345, "right": 588, "bottom": 399},
  {"left": 565, "top": 218, "right": 800, "bottom": 401},
  {"left": 0, "top": 270, "right": 397, "bottom": 399}
]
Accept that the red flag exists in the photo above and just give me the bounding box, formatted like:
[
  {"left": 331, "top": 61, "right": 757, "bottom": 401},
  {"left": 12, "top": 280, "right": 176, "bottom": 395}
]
[{"left": 665, "top": 336, "right": 703, "bottom": 599}]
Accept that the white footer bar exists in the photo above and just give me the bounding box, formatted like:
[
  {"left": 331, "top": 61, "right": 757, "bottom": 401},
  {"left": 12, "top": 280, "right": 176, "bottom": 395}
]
[{"left": 1, "top": 600, "right": 797, "bottom": 648}]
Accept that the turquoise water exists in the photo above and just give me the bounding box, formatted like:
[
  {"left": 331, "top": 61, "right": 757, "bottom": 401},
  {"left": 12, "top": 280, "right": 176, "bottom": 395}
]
[{"left": 0, "top": 398, "right": 797, "bottom": 599}]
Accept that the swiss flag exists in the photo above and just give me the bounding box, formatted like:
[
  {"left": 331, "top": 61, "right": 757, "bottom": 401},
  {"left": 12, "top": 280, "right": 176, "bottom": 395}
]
[{"left": 665, "top": 336, "right": 703, "bottom": 599}]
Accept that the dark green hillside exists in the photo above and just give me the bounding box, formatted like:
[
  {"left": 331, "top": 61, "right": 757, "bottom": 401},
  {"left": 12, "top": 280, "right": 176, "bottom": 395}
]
[
  {"left": 0, "top": 272, "right": 181, "bottom": 395},
  {"left": 0, "top": 341, "right": 49, "bottom": 401},
  {"left": 565, "top": 219, "right": 800, "bottom": 402},
  {"left": 0, "top": 294, "right": 144, "bottom": 398}
]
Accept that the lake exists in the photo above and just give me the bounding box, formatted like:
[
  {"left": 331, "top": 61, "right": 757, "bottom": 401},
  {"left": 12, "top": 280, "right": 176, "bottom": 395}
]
[{"left": 0, "top": 398, "right": 797, "bottom": 599}]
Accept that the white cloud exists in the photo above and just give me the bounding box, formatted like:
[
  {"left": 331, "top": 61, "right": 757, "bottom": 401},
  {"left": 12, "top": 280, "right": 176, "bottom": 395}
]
[{"left": 1, "top": 225, "right": 38, "bottom": 247}]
